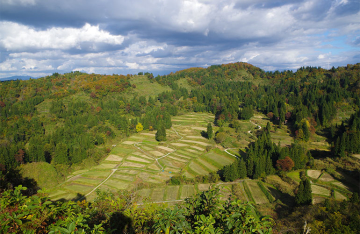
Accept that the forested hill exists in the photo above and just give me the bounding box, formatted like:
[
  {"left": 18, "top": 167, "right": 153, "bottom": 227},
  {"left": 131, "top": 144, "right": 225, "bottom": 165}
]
[
  {"left": 1, "top": 62, "right": 360, "bottom": 233},
  {"left": 1, "top": 63, "right": 360, "bottom": 179}
]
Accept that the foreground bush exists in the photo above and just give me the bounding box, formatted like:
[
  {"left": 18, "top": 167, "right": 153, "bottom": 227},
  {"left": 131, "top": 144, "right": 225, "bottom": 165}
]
[{"left": 0, "top": 186, "right": 273, "bottom": 233}]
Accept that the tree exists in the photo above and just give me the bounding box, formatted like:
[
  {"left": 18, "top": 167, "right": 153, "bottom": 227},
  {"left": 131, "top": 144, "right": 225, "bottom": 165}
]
[
  {"left": 155, "top": 124, "right": 166, "bottom": 141},
  {"left": 215, "top": 132, "right": 226, "bottom": 144},
  {"left": 295, "top": 178, "right": 312, "bottom": 205},
  {"left": 53, "top": 142, "right": 68, "bottom": 164},
  {"left": 207, "top": 123, "right": 213, "bottom": 139},
  {"left": 238, "top": 159, "right": 247, "bottom": 179},
  {"left": 136, "top": 122, "right": 143, "bottom": 133},
  {"left": 276, "top": 156, "right": 295, "bottom": 171}
]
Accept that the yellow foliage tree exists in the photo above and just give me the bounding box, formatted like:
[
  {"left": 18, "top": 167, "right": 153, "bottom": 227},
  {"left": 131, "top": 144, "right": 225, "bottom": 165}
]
[{"left": 136, "top": 123, "right": 143, "bottom": 133}]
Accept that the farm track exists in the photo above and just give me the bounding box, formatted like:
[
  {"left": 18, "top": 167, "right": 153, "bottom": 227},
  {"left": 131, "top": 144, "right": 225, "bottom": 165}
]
[
  {"left": 224, "top": 148, "right": 238, "bottom": 158},
  {"left": 78, "top": 126, "right": 184, "bottom": 200},
  {"left": 79, "top": 168, "right": 117, "bottom": 200},
  {"left": 247, "top": 119, "right": 261, "bottom": 135}
]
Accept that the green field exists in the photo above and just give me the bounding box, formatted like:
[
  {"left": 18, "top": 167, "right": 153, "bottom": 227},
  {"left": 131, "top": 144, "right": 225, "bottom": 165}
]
[{"left": 246, "top": 180, "right": 269, "bottom": 204}]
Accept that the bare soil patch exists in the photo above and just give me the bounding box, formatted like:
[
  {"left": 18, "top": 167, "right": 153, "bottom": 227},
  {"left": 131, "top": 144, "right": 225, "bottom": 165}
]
[
  {"left": 335, "top": 191, "right": 347, "bottom": 200},
  {"left": 149, "top": 151, "right": 164, "bottom": 157},
  {"left": 157, "top": 146, "right": 175, "bottom": 152},
  {"left": 190, "top": 145, "right": 205, "bottom": 151},
  {"left": 312, "top": 184, "right": 330, "bottom": 196},
  {"left": 181, "top": 140, "right": 210, "bottom": 146},
  {"left": 185, "top": 149, "right": 200, "bottom": 154},
  {"left": 116, "top": 169, "right": 139, "bottom": 175},
  {"left": 167, "top": 155, "right": 187, "bottom": 163},
  {"left": 140, "top": 133, "right": 156, "bottom": 136},
  {"left": 121, "top": 162, "right": 146, "bottom": 168},
  {"left": 313, "top": 196, "right": 326, "bottom": 204},
  {"left": 319, "top": 173, "right": 335, "bottom": 182},
  {"left": 126, "top": 156, "right": 151, "bottom": 163},
  {"left": 198, "top": 184, "right": 211, "bottom": 191},
  {"left": 105, "top": 154, "right": 123, "bottom": 161},
  {"left": 147, "top": 163, "right": 161, "bottom": 171},
  {"left": 307, "top": 170, "right": 322, "bottom": 179},
  {"left": 191, "top": 127, "right": 207, "bottom": 131},
  {"left": 122, "top": 141, "right": 138, "bottom": 145},
  {"left": 171, "top": 143, "right": 189, "bottom": 147},
  {"left": 186, "top": 136, "right": 205, "bottom": 139},
  {"left": 131, "top": 152, "right": 154, "bottom": 160}
]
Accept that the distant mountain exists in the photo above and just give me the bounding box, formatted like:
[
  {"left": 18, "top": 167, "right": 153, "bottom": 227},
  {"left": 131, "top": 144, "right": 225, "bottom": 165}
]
[{"left": 0, "top": 75, "right": 33, "bottom": 81}]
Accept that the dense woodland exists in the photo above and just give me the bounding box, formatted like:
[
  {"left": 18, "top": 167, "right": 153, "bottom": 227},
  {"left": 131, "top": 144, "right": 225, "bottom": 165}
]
[{"left": 1, "top": 62, "right": 360, "bottom": 233}]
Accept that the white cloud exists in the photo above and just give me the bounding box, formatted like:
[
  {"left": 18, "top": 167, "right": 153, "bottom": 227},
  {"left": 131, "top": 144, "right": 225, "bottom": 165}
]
[
  {"left": 1, "top": 0, "right": 36, "bottom": 6},
  {"left": 0, "top": 22, "right": 124, "bottom": 51}
]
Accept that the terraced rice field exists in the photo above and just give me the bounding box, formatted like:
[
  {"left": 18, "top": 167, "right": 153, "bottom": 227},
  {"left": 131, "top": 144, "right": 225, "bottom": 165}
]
[
  {"left": 245, "top": 180, "right": 269, "bottom": 204},
  {"left": 48, "top": 113, "right": 239, "bottom": 201}
]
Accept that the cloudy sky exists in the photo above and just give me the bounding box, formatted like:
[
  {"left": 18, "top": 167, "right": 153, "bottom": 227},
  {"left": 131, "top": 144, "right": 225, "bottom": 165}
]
[{"left": 0, "top": 0, "right": 359, "bottom": 79}]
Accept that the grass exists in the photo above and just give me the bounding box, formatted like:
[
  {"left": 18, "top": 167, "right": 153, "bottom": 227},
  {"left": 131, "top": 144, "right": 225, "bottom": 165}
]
[
  {"left": 19, "top": 162, "right": 63, "bottom": 189},
  {"left": 311, "top": 184, "right": 331, "bottom": 197},
  {"left": 188, "top": 161, "right": 210, "bottom": 175},
  {"left": 287, "top": 170, "right": 302, "bottom": 183},
  {"left": 243, "top": 181, "right": 255, "bottom": 203},
  {"left": 63, "top": 183, "right": 92, "bottom": 194},
  {"left": 232, "top": 183, "right": 248, "bottom": 202},
  {"left": 246, "top": 180, "right": 269, "bottom": 204},
  {"left": 151, "top": 188, "right": 166, "bottom": 202},
  {"left": 257, "top": 181, "right": 275, "bottom": 203},
  {"left": 104, "top": 179, "right": 130, "bottom": 190},
  {"left": 165, "top": 186, "right": 180, "bottom": 200},
  {"left": 203, "top": 151, "right": 235, "bottom": 167},
  {"left": 180, "top": 185, "right": 195, "bottom": 199},
  {"left": 126, "top": 75, "right": 171, "bottom": 98}
]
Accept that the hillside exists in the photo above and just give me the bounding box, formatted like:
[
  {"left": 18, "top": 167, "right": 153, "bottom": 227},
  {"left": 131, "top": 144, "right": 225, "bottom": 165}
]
[{"left": 1, "top": 62, "right": 360, "bottom": 233}]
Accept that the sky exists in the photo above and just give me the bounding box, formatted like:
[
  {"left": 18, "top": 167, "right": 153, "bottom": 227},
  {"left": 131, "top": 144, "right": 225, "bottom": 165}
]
[{"left": 0, "top": 0, "right": 359, "bottom": 79}]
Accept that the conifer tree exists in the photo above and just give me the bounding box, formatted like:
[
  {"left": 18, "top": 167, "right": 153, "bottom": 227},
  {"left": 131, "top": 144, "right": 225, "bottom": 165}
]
[
  {"left": 155, "top": 123, "right": 166, "bottom": 141},
  {"left": 295, "top": 180, "right": 305, "bottom": 205},
  {"left": 303, "top": 178, "right": 312, "bottom": 205},
  {"left": 207, "top": 123, "right": 213, "bottom": 139},
  {"left": 238, "top": 159, "right": 247, "bottom": 179}
]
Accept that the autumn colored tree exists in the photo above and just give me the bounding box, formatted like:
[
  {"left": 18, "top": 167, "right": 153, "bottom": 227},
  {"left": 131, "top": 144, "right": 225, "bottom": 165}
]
[
  {"left": 276, "top": 156, "right": 295, "bottom": 171},
  {"left": 136, "top": 122, "right": 144, "bottom": 133}
]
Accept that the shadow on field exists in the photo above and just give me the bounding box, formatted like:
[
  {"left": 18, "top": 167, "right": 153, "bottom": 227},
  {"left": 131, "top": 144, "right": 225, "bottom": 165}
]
[
  {"left": 109, "top": 212, "right": 135, "bottom": 234},
  {"left": 0, "top": 168, "right": 39, "bottom": 196},
  {"left": 268, "top": 187, "right": 295, "bottom": 219},
  {"left": 201, "top": 130, "right": 208, "bottom": 139},
  {"left": 310, "top": 149, "right": 331, "bottom": 159}
]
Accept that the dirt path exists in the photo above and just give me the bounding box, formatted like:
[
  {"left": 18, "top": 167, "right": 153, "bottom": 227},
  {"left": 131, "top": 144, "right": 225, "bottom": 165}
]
[
  {"left": 247, "top": 119, "right": 261, "bottom": 135},
  {"left": 224, "top": 148, "right": 238, "bottom": 158},
  {"left": 82, "top": 168, "right": 117, "bottom": 199}
]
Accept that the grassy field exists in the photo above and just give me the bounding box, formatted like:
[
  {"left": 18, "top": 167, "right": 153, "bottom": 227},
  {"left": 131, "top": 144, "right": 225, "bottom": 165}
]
[{"left": 245, "top": 180, "right": 269, "bottom": 204}]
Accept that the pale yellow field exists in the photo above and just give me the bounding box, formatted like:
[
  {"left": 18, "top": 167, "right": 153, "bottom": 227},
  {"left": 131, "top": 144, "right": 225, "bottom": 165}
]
[
  {"left": 105, "top": 155, "right": 123, "bottom": 161},
  {"left": 126, "top": 156, "right": 151, "bottom": 163},
  {"left": 312, "top": 185, "right": 330, "bottom": 196},
  {"left": 121, "top": 162, "right": 146, "bottom": 168},
  {"left": 171, "top": 143, "right": 189, "bottom": 147},
  {"left": 157, "top": 146, "right": 175, "bottom": 152},
  {"left": 149, "top": 151, "right": 164, "bottom": 157},
  {"left": 181, "top": 140, "right": 210, "bottom": 146},
  {"left": 307, "top": 170, "right": 322, "bottom": 179}
]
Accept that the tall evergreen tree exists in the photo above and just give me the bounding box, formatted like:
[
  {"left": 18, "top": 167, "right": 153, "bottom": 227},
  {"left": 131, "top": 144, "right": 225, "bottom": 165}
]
[
  {"left": 238, "top": 159, "right": 247, "bottom": 179},
  {"left": 207, "top": 123, "right": 213, "bottom": 139},
  {"left": 155, "top": 123, "right": 166, "bottom": 141}
]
